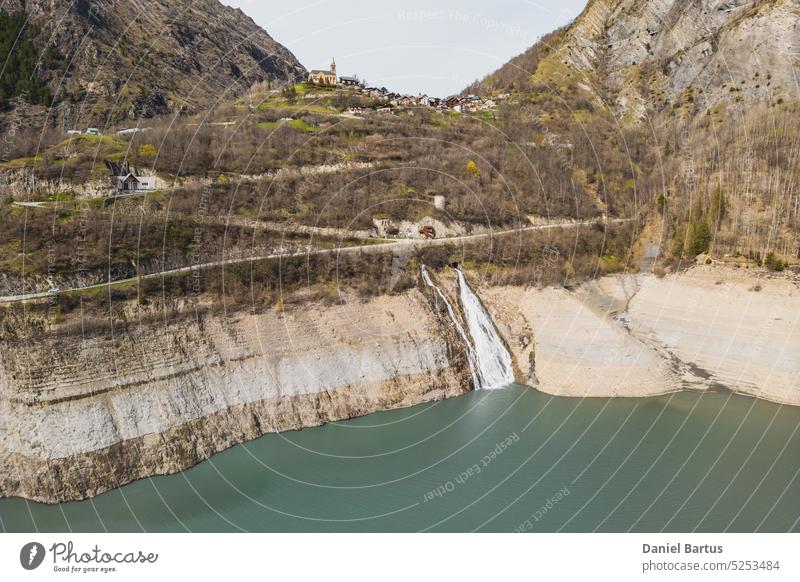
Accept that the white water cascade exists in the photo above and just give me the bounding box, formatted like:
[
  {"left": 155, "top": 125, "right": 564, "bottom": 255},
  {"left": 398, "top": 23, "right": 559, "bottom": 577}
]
[
  {"left": 421, "top": 265, "right": 480, "bottom": 390},
  {"left": 421, "top": 265, "right": 514, "bottom": 390},
  {"left": 454, "top": 269, "right": 515, "bottom": 390}
]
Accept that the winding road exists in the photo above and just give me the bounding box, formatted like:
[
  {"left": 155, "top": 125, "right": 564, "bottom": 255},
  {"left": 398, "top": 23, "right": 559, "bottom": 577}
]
[{"left": 0, "top": 218, "right": 630, "bottom": 304}]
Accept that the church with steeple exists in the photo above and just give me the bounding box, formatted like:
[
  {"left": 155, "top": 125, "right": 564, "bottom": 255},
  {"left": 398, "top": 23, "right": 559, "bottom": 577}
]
[{"left": 308, "top": 58, "right": 337, "bottom": 86}]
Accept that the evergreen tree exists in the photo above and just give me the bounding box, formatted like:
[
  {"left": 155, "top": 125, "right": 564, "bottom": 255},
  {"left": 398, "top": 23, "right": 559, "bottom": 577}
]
[{"left": 0, "top": 12, "right": 51, "bottom": 109}]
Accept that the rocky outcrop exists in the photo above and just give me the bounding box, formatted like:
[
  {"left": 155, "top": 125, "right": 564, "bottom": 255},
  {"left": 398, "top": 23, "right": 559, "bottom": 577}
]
[
  {"left": 0, "top": 168, "right": 111, "bottom": 200},
  {"left": 0, "top": 289, "right": 472, "bottom": 502}
]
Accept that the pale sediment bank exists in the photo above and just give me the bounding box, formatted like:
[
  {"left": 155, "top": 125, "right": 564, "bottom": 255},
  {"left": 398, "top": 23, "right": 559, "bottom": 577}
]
[
  {"left": 483, "top": 265, "right": 800, "bottom": 406},
  {"left": 0, "top": 290, "right": 471, "bottom": 502},
  {"left": 483, "top": 285, "right": 677, "bottom": 398}
]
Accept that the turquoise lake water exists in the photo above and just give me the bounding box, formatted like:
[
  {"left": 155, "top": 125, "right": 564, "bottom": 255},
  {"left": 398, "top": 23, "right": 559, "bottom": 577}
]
[{"left": 1, "top": 385, "right": 798, "bottom": 532}]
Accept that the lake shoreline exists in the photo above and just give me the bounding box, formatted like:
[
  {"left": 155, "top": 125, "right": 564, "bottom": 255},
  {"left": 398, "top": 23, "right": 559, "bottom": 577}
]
[{"left": 1, "top": 263, "right": 798, "bottom": 504}]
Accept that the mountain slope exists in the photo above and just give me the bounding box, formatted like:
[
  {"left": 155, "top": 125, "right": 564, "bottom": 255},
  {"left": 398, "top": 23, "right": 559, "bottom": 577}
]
[
  {"left": 470, "top": 0, "right": 799, "bottom": 118},
  {"left": 1, "top": 0, "right": 306, "bottom": 123},
  {"left": 468, "top": 0, "right": 800, "bottom": 265}
]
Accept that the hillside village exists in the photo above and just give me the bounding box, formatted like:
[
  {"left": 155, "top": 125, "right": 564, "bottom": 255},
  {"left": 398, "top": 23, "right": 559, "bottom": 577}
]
[{"left": 307, "top": 58, "right": 502, "bottom": 114}]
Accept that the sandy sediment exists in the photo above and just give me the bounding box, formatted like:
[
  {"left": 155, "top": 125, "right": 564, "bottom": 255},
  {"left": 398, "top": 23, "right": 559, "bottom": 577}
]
[
  {"left": 624, "top": 266, "right": 800, "bottom": 405},
  {"left": 482, "top": 286, "right": 678, "bottom": 397},
  {"left": 482, "top": 265, "right": 800, "bottom": 405}
]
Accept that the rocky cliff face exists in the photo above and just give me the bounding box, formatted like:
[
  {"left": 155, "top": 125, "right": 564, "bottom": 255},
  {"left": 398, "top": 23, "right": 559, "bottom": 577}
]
[
  {"left": 2, "top": 0, "right": 306, "bottom": 124},
  {"left": 468, "top": 0, "right": 800, "bottom": 267},
  {"left": 475, "top": 0, "right": 799, "bottom": 117},
  {"left": 568, "top": 0, "right": 798, "bottom": 117},
  {"left": 0, "top": 289, "right": 471, "bottom": 502}
]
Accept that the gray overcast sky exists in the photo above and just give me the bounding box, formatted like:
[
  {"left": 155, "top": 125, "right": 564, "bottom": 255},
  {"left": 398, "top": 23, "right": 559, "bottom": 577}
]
[{"left": 224, "top": 0, "right": 588, "bottom": 96}]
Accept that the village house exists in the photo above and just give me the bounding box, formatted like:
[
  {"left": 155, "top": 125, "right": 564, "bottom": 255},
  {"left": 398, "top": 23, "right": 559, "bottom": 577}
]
[
  {"left": 339, "top": 75, "right": 361, "bottom": 87},
  {"left": 115, "top": 173, "right": 161, "bottom": 192},
  {"left": 308, "top": 58, "right": 337, "bottom": 86},
  {"left": 462, "top": 100, "right": 481, "bottom": 112},
  {"left": 398, "top": 95, "right": 417, "bottom": 106},
  {"left": 459, "top": 95, "right": 482, "bottom": 112},
  {"left": 365, "top": 87, "right": 388, "bottom": 100},
  {"left": 107, "top": 161, "right": 163, "bottom": 193},
  {"left": 443, "top": 95, "right": 461, "bottom": 109}
]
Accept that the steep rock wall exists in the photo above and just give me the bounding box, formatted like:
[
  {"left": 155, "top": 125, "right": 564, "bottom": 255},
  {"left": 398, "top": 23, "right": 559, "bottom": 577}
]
[{"left": 0, "top": 289, "right": 471, "bottom": 502}]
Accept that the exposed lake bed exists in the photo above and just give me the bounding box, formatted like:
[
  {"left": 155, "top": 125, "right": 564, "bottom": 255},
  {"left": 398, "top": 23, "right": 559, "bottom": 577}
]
[{"left": 485, "top": 266, "right": 800, "bottom": 405}]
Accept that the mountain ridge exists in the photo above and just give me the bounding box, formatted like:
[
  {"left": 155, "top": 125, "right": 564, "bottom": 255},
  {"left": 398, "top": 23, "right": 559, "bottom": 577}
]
[{"left": 1, "top": 0, "right": 306, "bottom": 125}]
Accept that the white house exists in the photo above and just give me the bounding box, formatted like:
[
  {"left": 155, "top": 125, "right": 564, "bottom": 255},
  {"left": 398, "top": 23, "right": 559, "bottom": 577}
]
[
  {"left": 114, "top": 173, "right": 162, "bottom": 193},
  {"left": 106, "top": 160, "right": 163, "bottom": 193}
]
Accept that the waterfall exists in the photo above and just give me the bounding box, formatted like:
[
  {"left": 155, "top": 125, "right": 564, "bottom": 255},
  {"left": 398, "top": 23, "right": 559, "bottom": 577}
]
[
  {"left": 421, "top": 265, "right": 514, "bottom": 390},
  {"left": 454, "top": 269, "right": 515, "bottom": 390},
  {"left": 421, "top": 265, "right": 480, "bottom": 390}
]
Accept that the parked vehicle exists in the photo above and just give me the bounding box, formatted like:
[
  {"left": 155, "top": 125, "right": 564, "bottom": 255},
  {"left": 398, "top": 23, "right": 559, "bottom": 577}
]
[{"left": 419, "top": 225, "right": 436, "bottom": 239}]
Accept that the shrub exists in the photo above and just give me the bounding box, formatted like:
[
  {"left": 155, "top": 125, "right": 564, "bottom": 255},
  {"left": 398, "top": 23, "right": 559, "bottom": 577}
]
[
  {"left": 138, "top": 144, "right": 158, "bottom": 158},
  {"left": 685, "top": 218, "right": 711, "bottom": 257},
  {"left": 599, "top": 255, "right": 623, "bottom": 273},
  {"left": 764, "top": 252, "right": 786, "bottom": 272}
]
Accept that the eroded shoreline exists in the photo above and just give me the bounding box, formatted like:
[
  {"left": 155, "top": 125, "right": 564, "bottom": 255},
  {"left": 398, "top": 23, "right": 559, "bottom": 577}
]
[{"left": 1, "top": 264, "right": 798, "bottom": 503}]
